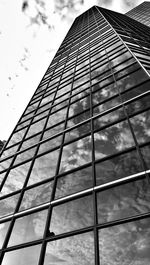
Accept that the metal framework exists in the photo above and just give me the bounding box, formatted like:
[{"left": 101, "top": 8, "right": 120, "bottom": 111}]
[
  {"left": 126, "top": 1, "right": 150, "bottom": 28},
  {"left": 0, "top": 5, "right": 150, "bottom": 265}
]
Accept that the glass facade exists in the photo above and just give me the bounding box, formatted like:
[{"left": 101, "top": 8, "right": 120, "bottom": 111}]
[
  {"left": 126, "top": 1, "right": 150, "bottom": 27},
  {"left": 0, "top": 5, "right": 150, "bottom": 265}
]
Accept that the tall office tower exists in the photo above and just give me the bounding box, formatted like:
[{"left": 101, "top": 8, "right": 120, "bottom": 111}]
[
  {"left": 126, "top": 1, "right": 150, "bottom": 27},
  {"left": 0, "top": 4, "right": 150, "bottom": 265}
]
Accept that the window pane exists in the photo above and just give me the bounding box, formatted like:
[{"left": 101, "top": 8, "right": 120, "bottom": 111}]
[
  {"left": 20, "top": 181, "right": 53, "bottom": 211},
  {"left": 94, "top": 120, "right": 135, "bottom": 159},
  {"left": 44, "top": 232, "right": 94, "bottom": 265},
  {"left": 8, "top": 210, "right": 47, "bottom": 246},
  {"left": 1, "top": 161, "right": 32, "bottom": 194},
  {"left": 0, "top": 194, "right": 19, "bottom": 218},
  {"left": 60, "top": 135, "right": 92, "bottom": 173},
  {"left": 97, "top": 178, "right": 149, "bottom": 223},
  {"left": 2, "top": 244, "right": 41, "bottom": 265},
  {"left": 95, "top": 149, "right": 143, "bottom": 185},
  {"left": 50, "top": 195, "right": 93, "bottom": 234},
  {"left": 0, "top": 221, "right": 10, "bottom": 249},
  {"left": 55, "top": 166, "right": 93, "bottom": 199},
  {"left": 28, "top": 150, "right": 59, "bottom": 185},
  {"left": 99, "top": 218, "right": 150, "bottom": 265}
]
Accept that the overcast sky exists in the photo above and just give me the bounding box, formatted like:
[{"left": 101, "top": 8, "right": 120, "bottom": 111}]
[{"left": 0, "top": 0, "right": 148, "bottom": 140}]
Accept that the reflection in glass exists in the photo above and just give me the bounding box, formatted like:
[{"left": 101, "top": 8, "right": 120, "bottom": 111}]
[
  {"left": 60, "top": 136, "right": 92, "bottom": 173},
  {"left": 43, "top": 122, "right": 65, "bottom": 140},
  {"left": 94, "top": 107, "right": 125, "bottom": 130},
  {"left": 38, "top": 135, "right": 62, "bottom": 155},
  {"left": 44, "top": 232, "right": 94, "bottom": 265},
  {"left": 0, "top": 158, "right": 13, "bottom": 173},
  {"left": 20, "top": 181, "right": 53, "bottom": 211},
  {"left": 95, "top": 149, "right": 143, "bottom": 185},
  {"left": 140, "top": 144, "right": 150, "bottom": 170},
  {"left": 13, "top": 147, "right": 37, "bottom": 166},
  {"left": 0, "top": 222, "right": 10, "bottom": 249},
  {"left": 65, "top": 121, "right": 90, "bottom": 143},
  {"left": 8, "top": 210, "right": 47, "bottom": 246},
  {"left": 130, "top": 110, "right": 150, "bottom": 144},
  {"left": 28, "top": 150, "right": 59, "bottom": 185},
  {"left": 50, "top": 195, "right": 93, "bottom": 234},
  {"left": 0, "top": 194, "right": 19, "bottom": 218},
  {"left": 94, "top": 120, "right": 135, "bottom": 159},
  {"left": 2, "top": 244, "right": 41, "bottom": 265},
  {"left": 55, "top": 166, "right": 93, "bottom": 199},
  {"left": 1, "top": 161, "right": 32, "bottom": 194},
  {"left": 99, "top": 218, "right": 150, "bottom": 265},
  {"left": 97, "top": 178, "right": 150, "bottom": 223}
]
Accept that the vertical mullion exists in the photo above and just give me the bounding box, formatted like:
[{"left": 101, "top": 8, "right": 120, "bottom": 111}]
[
  {"left": 37, "top": 15, "right": 84, "bottom": 265},
  {"left": 88, "top": 9, "right": 100, "bottom": 265}
]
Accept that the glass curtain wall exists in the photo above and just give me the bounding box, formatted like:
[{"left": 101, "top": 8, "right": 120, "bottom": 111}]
[{"left": 0, "top": 5, "right": 150, "bottom": 265}]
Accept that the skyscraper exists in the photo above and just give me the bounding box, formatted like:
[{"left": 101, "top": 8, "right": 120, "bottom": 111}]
[
  {"left": 126, "top": 1, "right": 150, "bottom": 27},
  {"left": 0, "top": 4, "right": 150, "bottom": 265}
]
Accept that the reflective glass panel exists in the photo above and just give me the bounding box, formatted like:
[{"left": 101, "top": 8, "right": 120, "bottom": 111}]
[
  {"left": 99, "top": 218, "right": 150, "bottom": 265},
  {"left": 60, "top": 135, "right": 92, "bottom": 173},
  {"left": 20, "top": 181, "right": 53, "bottom": 211},
  {"left": 0, "top": 222, "right": 10, "bottom": 249},
  {"left": 27, "top": 150, "right": 59, "bottom": 185},
  {"left": 0, "top": 194, "right": 19, "bottom": 218},
  {"left": 44, "top": 232, "right": 94, "bottom": 265},
  {"left": 94, "top": 120, "right": 135, "bottom": 159},
  {"left": 97, "top": 178, "right": 150, "bottom": 223},
  {"left": 8, "top": 210, "right": 47, "bottom": 246},
  {"left": 95, "top": 149, "right": 143, "bottom": 185},
  {"left": 2, "top": 244, "right": 41, "bottom": 265},
  {"left": 55, "top": 166, "right": 93, "bottom": 199},
  {"left": 50, "top": 195, "right": 93, "bottom": 234}
]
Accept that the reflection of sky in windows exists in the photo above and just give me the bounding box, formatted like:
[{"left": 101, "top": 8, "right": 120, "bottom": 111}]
[{"left": 0, "top": 6, "right": 150, "bottom": 264}]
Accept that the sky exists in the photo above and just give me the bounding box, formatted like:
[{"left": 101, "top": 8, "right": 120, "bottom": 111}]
[{"left": 0, "top": 0, "right": 148, "bottom": 140}]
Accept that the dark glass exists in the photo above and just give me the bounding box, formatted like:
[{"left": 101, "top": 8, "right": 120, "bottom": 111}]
[
  {"left": 64, "top": 121, "right": 91, "bottom": 143},
  {"left": 94, "top": 120, "right": 135, "bottom": 160},
  {"left": 130, "top": 109, "right": 150, "bottom": 144},
  {"left": 8, "top": 210, "right": 47, "bottom": 246},
  {"left": 125, "top": 94, "right": 150, "bottom": 117},
  {"left": 60, "top": 135, "right": 92, "bottom": 173},
  {"left": 99, "top": 218, "right": 150, "bottom": 265},
  {"left": 140, "top": 144, "right": 150, "bottom": 170},
  {"left": 121, "top": 80, "right": 150, "bottom": 103},
  {"left": 44, "top": 232, "right": 94, "bottom": 265},
  {"left": 93, "top": 103, "right": 124, "bottom": 124},
  {"left": 55, "top": 166, "right": 93, "bottom": 199},
  {"left": 116, "top": 67, "right": 149, "bottom": 95},
  {"left": 20, "top": 181, "right": 53, "bottom": 211},
  {"left": 95, "top": 149, "right": 143, "bottom": 185},
  {"left": 2, "top": 244, "right": 41, "bottom": 265}
]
